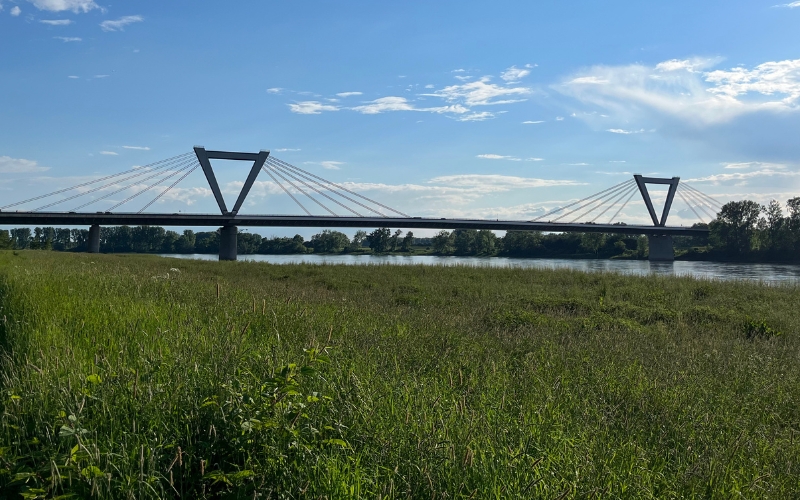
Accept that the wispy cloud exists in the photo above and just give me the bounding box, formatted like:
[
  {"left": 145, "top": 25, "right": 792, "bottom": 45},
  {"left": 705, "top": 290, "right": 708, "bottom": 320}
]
[
  {"left": 29, "top": 0, "right": 97, "bottom": 13},
  {"left": 123, "top": 145, "right": 150, "bottom": 151},
  {"left": 67, "top": 75, "right": 79, "bottom": 79},
  {"left": 10, "top": 6, "right": 22, "bottom": 16},
  {"left": 607, "top": 128, "right": 645, "bottom": 134},
  {"left": 275, "top": 148, "right": 301, "bottom": 152},
  {"left": 40, "top": 19, "right": 72, "bottom": 25},
  {"left": 54, "top": 36, "right": 81, "bottom": 42},
  {"left": 93, "top": 74, "right": 109, "bottom": 78},
  {"left": 477, "top": 154, "right": 521, "bottom": 161},
  {"left": 774, "top": 1, "right": 800, "bottom": 7},
  {"left": 0, "top": 156, "right": 50, "bottom": 173},
  {"left": 100, "top": 15, "right": 143, "bottom": 32},
  {"left": 688, "top": 168, "right": 800, "bottom": 184},
  {"left": 266, "top": 88, "right": 282, "bottom": 94},
  {"left": 522, "top": 120, "right": 545, "bottom": 124},
  {"left": 429, "top": 174, "right": 583, "bottom": 190},
  {"left": 500, "top": 64, "right": 535, "bottom": 82},
  {"left": 722, "top": 161, "right": 785, "bottom": 170},
  {"left": 560, "top": 57, "right": 800, "bottom": 126},
  {"left": 100, "top": 151, "right": 118, "bottom": 155},
  {"left": 288, "top": 101, "right": 340, "bottom": 114},
  {"left": 283, "top": 67, "right": 532, "bottom": 122},
  {"left": 305, "top": 160, "right": 344, "bottom": 170}
]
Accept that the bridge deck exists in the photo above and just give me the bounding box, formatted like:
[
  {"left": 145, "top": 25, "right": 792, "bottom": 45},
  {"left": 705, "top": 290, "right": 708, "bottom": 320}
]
[{"left": 0, "top": 212, "right": 707, "bottom": 236}]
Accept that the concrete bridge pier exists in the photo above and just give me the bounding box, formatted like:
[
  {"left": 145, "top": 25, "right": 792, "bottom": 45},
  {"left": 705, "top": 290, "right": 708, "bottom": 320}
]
[
  {"left": 88, "top": 224, "right": 101, "bottom": 253},
  {"left": 648, "top": 235, "right": 674, "bottom": 261},
  {"left": 219, "top": 225, "right": 238, "bottom": 261}
]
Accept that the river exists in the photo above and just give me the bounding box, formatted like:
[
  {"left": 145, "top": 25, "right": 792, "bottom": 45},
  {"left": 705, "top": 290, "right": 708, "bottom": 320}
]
[{"left": 158, "top": 253, "right": 800, "bottom": 285}]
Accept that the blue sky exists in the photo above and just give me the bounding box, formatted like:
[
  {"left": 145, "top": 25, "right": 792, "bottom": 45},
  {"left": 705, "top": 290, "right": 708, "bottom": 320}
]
[{"left": 1, "top": 0, "right": 799, "bottom": 235}]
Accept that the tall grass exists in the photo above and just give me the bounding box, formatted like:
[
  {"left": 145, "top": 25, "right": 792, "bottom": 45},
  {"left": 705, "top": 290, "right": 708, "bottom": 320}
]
[{"left": 1, "top": 251, "right": 799, "bottom": 498}]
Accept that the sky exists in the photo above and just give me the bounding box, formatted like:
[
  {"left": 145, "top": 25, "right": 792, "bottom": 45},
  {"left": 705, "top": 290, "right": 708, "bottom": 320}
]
[{"left": 1, "top": 0, "right": 799, "bottom": 236}]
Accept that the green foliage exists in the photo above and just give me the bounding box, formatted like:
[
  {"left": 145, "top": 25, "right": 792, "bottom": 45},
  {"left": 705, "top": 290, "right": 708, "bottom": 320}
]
[
  {"left": 310, "top": 229, "right": 350, "bottom": 253},
  {"left": 1, "top": 252, "right": 800, "bottom": 496},
  {"left": 366, "top": 227, "right": 391, "bottom": 253}
]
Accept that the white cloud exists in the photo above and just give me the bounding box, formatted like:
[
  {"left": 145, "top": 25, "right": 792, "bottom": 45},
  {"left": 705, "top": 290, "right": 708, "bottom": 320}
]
[
  {"left": 501, "top": 65, "right": 531, "bottom": 82},
  {"left": 336, "top": 91, "right": 362, "bottom": 97},
  {"left": 275, "top": 148, "right": 301, "bottom": 152},
  {"left": 655, "top": 57, "right": 720, "bottom": 73},
  {"left": 54, "top": 36, "right": 81, "bottom": 42},
  {"left": 123, "top": 145, "right": 150, "bottom": 150},
  {"left": 560, "top": 57, "right": 800, "bottom": 125},
  {"left": 567, "top": 163, "right": 591, "bottom": 166},
  {"left": 429, "top": 174, "right": 583, "bottom": 190},
  {"left": 722, "top": 161, "right": 786, "bottom": 170},
  {"left": 28, "top": 0, "right": 97, "bottom": 13},
  {"left": 522, "top": 120, "right": 545, "bottom": 124},
  {"left": 10, "top": 5, "right": 21, "bottom": 15},
  {"left": 351, "top": 96, "right": 469, "bottom": 116},
  {"left": 424, "top": 77, "right": 530, "bottom": 106},
  {"left": 555, "top": 116, "right": 564, "bottom": 121},
  {"left": 100, "top": 15, "right": 143, "bottom": 32},
  {"left": 40, "top": 18, "right": 72, "bottom": 25},
  {"left": 0, "top": 156, "right": 50, "bottom": 173},
  {"left": 67, "top": 75, "right": 79, "bottom": 78},
  {"left": 93, "top": 74, "right": 108, "bottom": 78},
  {"left": 457, "top": 111, "right": 494, "bottom": 121},
  {"left": 477, "top": 154, "right": 521, "bottom": 161},
  {"left": 266, "top": 87, "right": 282, "bottom": 94},
  {"left": 526, "top": 158, "right": 544, "bottom": 161},
  {"left": 775, "top": 1, "right": 800, "bottom": 7},
  {"left": 424, "top": 84, "right": 435, "bottom": 89},
  {"left": 100, "top": 151, "right": 118, "bottom": 155},
  {"left": 305, "top": 160, "right": 344, "bottom": 170},
  {"left": 452, "top": 69, "right": 466, "bottom": 73},
  {"left": 288, "top": 101, "right": 340, "bottom": 114},
  {"left": 607, "top": 128, "right": 645, "bottom": 134},
  {"left": 688, "top": 168, "right": 800, "bottom": 184}
]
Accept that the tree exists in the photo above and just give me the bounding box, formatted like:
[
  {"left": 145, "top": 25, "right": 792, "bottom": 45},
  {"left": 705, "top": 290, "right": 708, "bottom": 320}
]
[
  {"left": 366, "top": 228, "right": 392, "bottom": 253},
  {"left": 431, "top": 230, "right": 454, "bottom": 255},
  {"left": 580, "top": 233, "right": 605, "bottom": 255},
  {"left": 390, "top": 230, "right": 403, "bottom": 252},
  {"left": 709, "top": 200, "right": 762, "bottom": 256},
  {"left": 475, "top": 230, "right": 498, "bottom": 255},
  {"left": 176, "top": 230, "right": 196, "bottom": 253},
  {"left": 400, "top": 231, "right": 414, "bottom": 252},
  {"left": 349, "top": 230, "right": 367, "bottom": 252},
  {"left": 0, "top": 230, "right": 12, "bottom": 249},
  {"left": 11, "top": 228, "right": 31, "bottom": 249},
  {"left": 310, "top": 230, "right": 350, "bottom": 253}
]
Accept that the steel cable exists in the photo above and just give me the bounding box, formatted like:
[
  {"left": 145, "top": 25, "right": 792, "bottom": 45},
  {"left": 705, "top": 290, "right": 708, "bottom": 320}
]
[
  {"left": 607, "top": 187, "right": 639, "bottom": 224},
  {"left": 108, "top": 158, "right": 198, "bottom": 212},
  {"left": 270, "top": 156, "right": 411, "bottom": 217},
  {"left": 551, "top": 179, "right": 636, "bottom": 223},
  {"left": 681, "top": 183, "right": 723, "bottom": 209},
  {"left": 2, "top": 152, "right": 193, "bottom": 210},
  {"left": 570, "top": 182, "right": 638, "bottom": 223},
  {"left": 533, "top": 179, "right": 634, "bottom": 222},
  {"left": 138, "top": 164, "right": 200, "bottom": 213},
  {"left": 677, "top": 190, "right": 705, "bottom": 224},
  {"left": 33, "top": 154, "right": 194, "bottom": 212},
  {"left": 680, "top": 187, "right": 716, "bottom": 220},
  {"left": 269, "top": 161, "right": 362, "bottom": 216},
  {"left": 261, "top": 167, "right": 311, "bottom": 216},
  {"left": 70, "top": 157, "right": 197, "bottom": 212},
  {"left": 268, "top": 157, "right": 387, "bottom": 217},
  {"left": 266, "top": 164, "right": 336, "bottom": 216},
  {"left": 590, "top": 184, "right": 639, "bottom": 223}
]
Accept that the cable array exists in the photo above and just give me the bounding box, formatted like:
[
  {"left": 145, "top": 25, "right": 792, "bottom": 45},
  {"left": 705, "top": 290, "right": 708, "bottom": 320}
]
[
  {"left": 264, "top": 156, "right": 411, "bottom": 218},
  {"left": 532, "top": 178, "right": 725, "bottom": 226},
  {"left": 1, "top": 152, "right": 201, "bottom": 213}
]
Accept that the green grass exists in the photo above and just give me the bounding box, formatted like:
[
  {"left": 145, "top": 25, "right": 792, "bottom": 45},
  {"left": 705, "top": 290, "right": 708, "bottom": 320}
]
[{"left": 1, "top": 251, "right": 799, "bottom": 498}]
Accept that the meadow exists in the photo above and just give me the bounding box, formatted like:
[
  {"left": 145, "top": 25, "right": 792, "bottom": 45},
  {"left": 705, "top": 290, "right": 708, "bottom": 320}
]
[{"left": 1, "top": 251, "right": 799, "bottom": 498}]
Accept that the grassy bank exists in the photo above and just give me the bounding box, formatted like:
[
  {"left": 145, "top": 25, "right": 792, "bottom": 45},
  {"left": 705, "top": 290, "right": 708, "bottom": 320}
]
[{"left": 1, "top": 251, "right": 799, "bottom": 498}]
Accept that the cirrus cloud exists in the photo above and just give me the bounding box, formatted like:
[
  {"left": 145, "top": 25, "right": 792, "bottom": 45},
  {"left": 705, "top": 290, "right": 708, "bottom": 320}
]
[
  {"left": 0, "top": 156, "right": 50, "bottom": 173},
  {"left": 28, "top": 0, "right": 97, "bottom": 13},
  {"left": 100, "top": 15, "right": 143, "bottom": 32}
]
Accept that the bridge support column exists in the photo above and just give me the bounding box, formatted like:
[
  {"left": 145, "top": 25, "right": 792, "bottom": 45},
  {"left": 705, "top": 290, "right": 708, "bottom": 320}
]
[
  {"left": 219, "top": 225, "right": 237, "bottom": 261},
  {"left": 648, "top": 235, "right": 674, "bottom": 261},
  {"left": 88, "top": 224, "right": 101, "bottom": 253}
]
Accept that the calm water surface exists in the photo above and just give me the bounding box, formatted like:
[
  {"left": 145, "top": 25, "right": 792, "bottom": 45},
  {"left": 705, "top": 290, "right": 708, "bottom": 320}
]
[{"left": 160, "top": 253, "right": 800, "bottom": 285}]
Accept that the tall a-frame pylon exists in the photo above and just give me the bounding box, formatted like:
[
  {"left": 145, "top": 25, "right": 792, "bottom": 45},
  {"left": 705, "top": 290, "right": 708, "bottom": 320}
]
[
  {"left": 193, "top": 146, "right": 270, "bottom": 216},
  {"left": 633, "top": 174, "right": 680, "bottom": 261},
  {"left": 633, "top": 174, "right": 680, "bottom": 227}
]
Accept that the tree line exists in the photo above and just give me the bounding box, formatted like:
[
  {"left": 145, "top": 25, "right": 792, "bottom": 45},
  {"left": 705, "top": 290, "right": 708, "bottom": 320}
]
[{"left": 1, "top": 197, "right": 798, "bottom": 261}]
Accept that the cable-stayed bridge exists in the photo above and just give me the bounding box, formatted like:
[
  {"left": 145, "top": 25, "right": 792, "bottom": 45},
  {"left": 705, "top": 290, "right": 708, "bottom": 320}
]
[{"left": 0, "top": 147, "right": 721, "bottom": 261}]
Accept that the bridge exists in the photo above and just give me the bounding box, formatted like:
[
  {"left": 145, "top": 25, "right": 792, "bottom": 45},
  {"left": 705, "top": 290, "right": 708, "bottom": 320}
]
[{"left": 0, "top": 147, "right": 721, "bottom": 261}]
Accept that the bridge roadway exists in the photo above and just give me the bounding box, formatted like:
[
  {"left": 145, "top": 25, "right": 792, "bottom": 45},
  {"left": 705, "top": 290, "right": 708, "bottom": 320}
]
[{"left": 0, "top": 211, "right": 707, "bottom": 237}]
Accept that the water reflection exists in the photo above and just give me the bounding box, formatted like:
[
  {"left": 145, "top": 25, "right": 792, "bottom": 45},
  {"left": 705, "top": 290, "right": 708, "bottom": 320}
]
[{"left": 159, "top": 253, "right": 800, "bottom": 286}]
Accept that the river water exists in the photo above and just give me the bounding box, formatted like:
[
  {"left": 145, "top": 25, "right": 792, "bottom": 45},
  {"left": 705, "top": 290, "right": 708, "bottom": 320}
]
[{"left": 159, "top": 253, "right": 800, "bottom": 286}]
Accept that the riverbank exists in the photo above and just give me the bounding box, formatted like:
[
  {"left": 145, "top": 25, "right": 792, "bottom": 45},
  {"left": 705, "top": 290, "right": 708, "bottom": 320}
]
[{"left": 2, "top": 251, "right": 799, "bottom": 497}]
